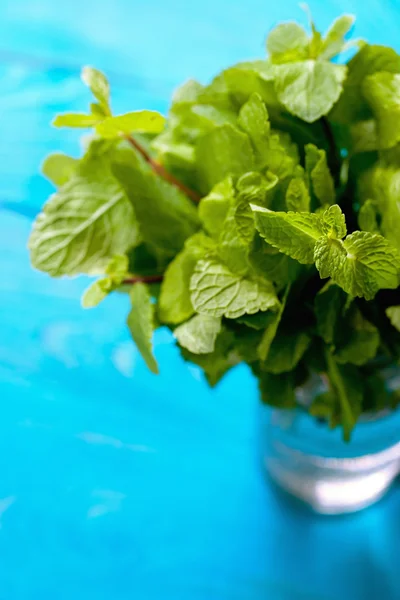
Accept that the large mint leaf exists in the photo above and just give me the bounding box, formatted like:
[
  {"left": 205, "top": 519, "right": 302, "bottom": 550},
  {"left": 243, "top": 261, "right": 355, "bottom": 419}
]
[
  {"left": 190, "top": 259, "right": 280, "bottom": 319},
  {"left": 29, "top": 161, "right": 140, "bottom": 277},
  {"left": 305, "top": 144, "right": 335, "bottom": 206},
  {"left": 252, "top": 206, "right": 323, "bottom": 264},
  {"left": 174, "top": 314, "right": 221, "bottom": 354},
  {"left": 273, "top": 60, "right": 347, "bottom": 123},
  {"left": 127, "top": 283, "right": 158, "bottom": 374},
  {"left": 96, "top": 111, "right": 165, "bottom": 138},
  {"left": 42, "top": 153, "right": 78, "bottom": 186},
  {"left": 314, "top": 231, "right": 400, "bottom": 300},
  {"left": 363, "top": 72, "right": 400, "bottom": 149},
  {"left": 111, "top": 147, "right": 199, "bottom": 259},
  {"left": 196, "top": 124, "right": 254, "bottom": 193}
]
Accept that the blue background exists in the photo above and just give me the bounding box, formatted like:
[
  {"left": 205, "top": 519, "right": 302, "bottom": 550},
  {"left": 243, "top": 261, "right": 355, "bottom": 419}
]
[{"left": 0, "top": 1, "right": 399, "bottom": 598}]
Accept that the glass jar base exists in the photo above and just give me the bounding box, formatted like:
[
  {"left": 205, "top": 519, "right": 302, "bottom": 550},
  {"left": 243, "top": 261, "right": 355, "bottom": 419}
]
[{"left": 264, "top": 442, "right": 400, "bottom": 514}]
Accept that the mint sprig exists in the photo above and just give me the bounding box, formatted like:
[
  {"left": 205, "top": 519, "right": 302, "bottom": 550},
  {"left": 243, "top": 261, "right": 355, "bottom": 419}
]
[{"left": 29, "top": 10, "right": 400, "bottom": 440}]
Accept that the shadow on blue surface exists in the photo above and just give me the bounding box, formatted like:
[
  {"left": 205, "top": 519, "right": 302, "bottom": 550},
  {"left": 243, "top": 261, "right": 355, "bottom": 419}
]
[{"left": 0, "top": 1, "right": 400, "bottom": 599}]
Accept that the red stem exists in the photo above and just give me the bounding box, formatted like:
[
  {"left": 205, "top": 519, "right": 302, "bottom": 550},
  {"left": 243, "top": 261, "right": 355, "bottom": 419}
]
[
  {"left": 122, "top": 274, "right": 164, "bottom": 285},
  {"left": 124, "top": 134, "right": 201, "bottom": 203}
]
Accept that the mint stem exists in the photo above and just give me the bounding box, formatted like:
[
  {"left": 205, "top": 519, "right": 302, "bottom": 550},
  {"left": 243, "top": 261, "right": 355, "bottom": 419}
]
[
  {"left": 124, "top": 134, "right": 201, "bottom": 203},
  {"left": 123, "top": 274, "right": 164, "bottom": 285}
]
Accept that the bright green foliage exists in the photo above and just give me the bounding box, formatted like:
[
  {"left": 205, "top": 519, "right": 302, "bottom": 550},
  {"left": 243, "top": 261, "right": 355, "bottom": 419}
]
[
  {"left": 127, "top": 283, "right": 159, "bottom": 373},
  {"left": 29, "top": 14, "right": 400, "bottom": 441}
]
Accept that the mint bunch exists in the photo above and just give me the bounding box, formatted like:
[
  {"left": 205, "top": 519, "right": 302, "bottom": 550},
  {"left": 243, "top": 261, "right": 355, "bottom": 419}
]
[{"left": 29, "top": 12, "right": 400, "bottom": 440}]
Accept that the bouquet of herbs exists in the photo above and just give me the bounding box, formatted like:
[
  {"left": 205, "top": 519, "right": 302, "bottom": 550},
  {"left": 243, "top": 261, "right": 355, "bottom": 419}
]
[{"left": 29, "top": 12, "right": 400, "bottom": 439}]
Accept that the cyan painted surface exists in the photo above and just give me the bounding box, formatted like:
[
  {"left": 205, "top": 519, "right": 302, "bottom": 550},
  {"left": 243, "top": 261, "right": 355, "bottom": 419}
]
[{"left": 0, "top": 1, "right": 399, "bottom": 598}]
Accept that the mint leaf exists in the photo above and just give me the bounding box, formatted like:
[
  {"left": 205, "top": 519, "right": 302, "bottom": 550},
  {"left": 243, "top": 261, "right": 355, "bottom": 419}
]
[
  {"left": 42, "top": 153, "right": 78, "bottom": 186},
  {"left": 174, "top": 314, "right": 221, "bottom": 354},
  {"left": 321, "top": 204, "right": 347, "bottom": 239},
  {"left": 127, "top": 283, "right": 158, "bottom": 373},
  {"left": 258, "top": 285, "right": 289, "bottom": 361},
  {"left": 267, "top": 22, "right": 309, "bottom": 64},
  {"left": 358, "top": 199, "right": 379, "bottom": 232},
  {"left": 81, "top": 66, "right": 111, "bottom": 116},
  {"left": 198, "top": 177, "right": 234, "bottom": 238},
  {"left": 196, "top": 124, "right": 254, "bottom": 192},
  {"left": 190, "top": 259, "right": 280, "bottom": 319},
  {"left": 96, "top": 111, "right": 165, "bottom": 138},
  {"left": 252, "top": 205, "right": 323, "bottom": 264},
  {"left": 274, "top": 60, "right": 347, "bottom": 123},
  {"left": 386, "top": 306, "right": 400, "bottom": 332},
  {"left": 259, "top": 371, "right": 296, "bottom": 408},
  {"left": 236, "top": 312, "right": 275, "bottom": 330},
  {"left": 82, "top": 278, "right": 113, "bottom": 308},
  {"left": 363, "top": 72, "right": 400, "bottom": 149},
  {"left": 335, "top": 307, "right": 380, "bottom": 365},
  {"left": 285, "top": 170, "right": 310, "bottom": 212},
  {"left": 319, "top": 14, "right": 355, "bottom": 60},
  {"left": 331, "top": 44, "right": 400, "bottom": 125},
  {"left": 158, "top": 248, "right": 196, "bottom": 324},
  {"left": 264, "top": 331, "right": 310, "bottom": 374},
  {"left": 180, "top": 328, "right": 238, "bottom": 386},
  {"left": 315, "top": 281, "right": 348, "bottom": 344},
  {"left": 238, "top": 93, "right": 270, "bottom": 167},
  {"left": 366, "top": 166, "right": 400, "bottom": 252},
  {"left": 249, "top": 235, "right": 301, "bottom": 289},
  {"left": 314, "top": 231, "right": 400, "bottom": 300},
  {"left": 325, "top": 352, "right": 362, "bottom": 441},
  {"left": 53, "top": 113, "right": 101, "bottom": 128},
  {"left": 305, "top": 144, "right": 335, "bottom": 206},
  {"left": 29, "top": 160, "right": 140, "bottom": 277},
  {"left": 222, "top": 60, "right": 278, "bottom": 107}
]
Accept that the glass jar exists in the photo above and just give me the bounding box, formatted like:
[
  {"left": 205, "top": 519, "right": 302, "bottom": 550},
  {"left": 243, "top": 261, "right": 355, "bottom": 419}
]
[{"left": 260, "top": 370, "right": 400, "bottom": 514}]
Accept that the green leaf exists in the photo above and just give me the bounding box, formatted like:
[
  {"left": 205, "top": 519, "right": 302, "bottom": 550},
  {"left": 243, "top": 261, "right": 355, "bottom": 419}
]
[
  {"left": 29, "top": 160, "right": 140, "bottom": 277},
  {"left": 285, "top": 171, "right": 310, "bottom": 212},
  {"left": 358, "top": 199, "right": 379, "bottom": 232},
  {"left": 158, "top": 248, "right": 197, "bottom": 324},
  {"left": 198, "top": 177, "right": 234, "bottom": 238},
  {"left": 82, "top": 278, "right": 113, "bottom": 308},
  {"left": 321, "top": 204, "right": 347, "bottom": 239},
  {"left": 264, "top": 331, "right": 311, "bottom": 374},
  {"left": 331, "top": 44, "right": 400, "bottom": 125},
  {"left": 222, "top": 60, "right": 278, "bottom": 107},
  {"left": 305, "top": 144, "right": 335, "bottom": 206},
  {"left": 315, "top": 281, "right": 348, "bottom": 344},
  {"left": 319, "top": 14, "right": 355, "bottom": 61},
  {"left": 386, "top": 306, "right": 400, "bottom": 332},
  {"left": 96, "top": 111, "right": 166, "bottom": 138},
  {"left": 81, "top": 66, "right": 111, "bottom": 116},
  {"left": 273, "top": 60, "right": 347, "bottom": 123},
  {"left": 325, "top": 351, "right": 362, "bottom": 441},
  {"left": 238, "top": 93, "right": 270, "bottom": 167},
  {"left": 366, "top": 166, "right": 400, "bottom": 252},
  {"left": 259, "top": 371, "right": 296, "bottom": 408},
  {"left": 111, "top": 146, "right": 199, "bottom": 259},
  {"left": 252, "top": 205, "right": 323, "bottom": 264},
  {"left": 190, "top": 259, "right": 280, "bottom": 319},
  {"left": 314, "top": 231, "right": 400, "bottom": 300},
  {"left": 42, "top": 153, "right": 78, "bottom": 186},
  {"left": 249, "top": 234, "right": 301, "bottom": 289},
  {"left": 258, "top": 285, "right": 289, "bottom": 361},
  {"left": 180, "top": 328, "right": 238, "bottom": 386},
  {"left": 362, "top": 72, "right": 400, "bottom": 149},
  {"left": 266, "top": 22, "right": 309, "bottom": 64},
  {"left": 174, "top": 314, "right": 221, "bottom": 354},
  {"left": 53, "top": 113, "right": 101, "bottom": 128},
  {"left": 127, "top": 283, "right": 158, "bottom": 374},
  {"left": 196, "top": 124, "right": 254, "bottom": 193},
  {"left": 335, "top": 307, "right": 380, "bottom": 366},
  {"left": 236, "top": 311, "right": 275, "bottom": 330},
  {"left": 218, "top": 206, "right": 250, "bottom": 276}
]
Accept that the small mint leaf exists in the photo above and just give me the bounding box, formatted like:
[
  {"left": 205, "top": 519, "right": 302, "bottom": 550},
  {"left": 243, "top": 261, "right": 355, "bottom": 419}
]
[{"left": 174, "top": 314, "right": 221, "bottom": 354}]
